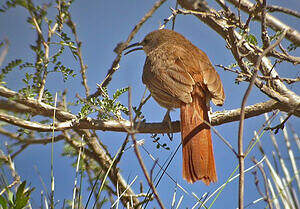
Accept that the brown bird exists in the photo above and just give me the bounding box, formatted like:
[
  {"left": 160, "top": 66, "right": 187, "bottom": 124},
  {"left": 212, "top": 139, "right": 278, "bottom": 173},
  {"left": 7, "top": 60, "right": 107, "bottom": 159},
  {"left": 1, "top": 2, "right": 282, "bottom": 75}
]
[{"left": 125, "top": 29, "right": 225, "bottom": 185}]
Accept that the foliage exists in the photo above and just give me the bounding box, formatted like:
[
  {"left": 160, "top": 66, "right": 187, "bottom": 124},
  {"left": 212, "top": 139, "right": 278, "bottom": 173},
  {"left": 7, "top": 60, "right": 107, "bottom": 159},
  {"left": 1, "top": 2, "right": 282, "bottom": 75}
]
[
  {"left": 78, "top": 87, "right": 129, "bottom": 120},
  {"left": 0, "top": 181, "right": 34, "bottom": 209},
  {"left": 239, "top": 29, "right": 258, "bottom": 46},
  {"left": 0, "top": 0, "right": 77, "bottom": 104},
  {"left": 0, "top": 59, "right": 22, "bottom": 84},
  {"left": 151, "top": 134, "right": 170, "bottom": 150},
  {"left": 0, "top": 0, "right": 299, "bottom": 208}
]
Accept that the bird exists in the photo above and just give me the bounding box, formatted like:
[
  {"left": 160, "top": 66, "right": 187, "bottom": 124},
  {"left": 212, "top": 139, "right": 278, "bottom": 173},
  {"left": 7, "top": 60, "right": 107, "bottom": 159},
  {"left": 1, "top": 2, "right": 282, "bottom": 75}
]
[{"left": 125, "top": 29, "right": 225, "bottom": 185}]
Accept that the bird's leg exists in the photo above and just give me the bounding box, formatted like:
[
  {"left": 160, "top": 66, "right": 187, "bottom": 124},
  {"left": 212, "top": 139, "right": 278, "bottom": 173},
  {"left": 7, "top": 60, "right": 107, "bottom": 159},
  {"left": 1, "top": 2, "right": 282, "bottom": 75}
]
[
  {"left": 163, "top": 109, "right": 173, "bottom": 140},
  {"left": 206, "top": 97, "right": 212, "bottom": 123}
]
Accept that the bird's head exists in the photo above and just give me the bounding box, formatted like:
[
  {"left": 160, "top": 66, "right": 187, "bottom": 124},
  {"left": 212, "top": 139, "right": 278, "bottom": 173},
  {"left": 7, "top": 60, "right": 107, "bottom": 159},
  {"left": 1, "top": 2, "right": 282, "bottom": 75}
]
[{"left": 125, "top": 29, "right": 183, "bottom": 55}]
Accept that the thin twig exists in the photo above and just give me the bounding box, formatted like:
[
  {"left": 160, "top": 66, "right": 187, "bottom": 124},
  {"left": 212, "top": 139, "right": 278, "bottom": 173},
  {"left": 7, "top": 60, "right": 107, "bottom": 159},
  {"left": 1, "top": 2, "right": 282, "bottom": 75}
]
[
  {"left": 269, "top": 50, "right": 300, "bottom": 64},
  {"left": 37, "top": 70, "right": 48, "bottom": 102},
  {"left": 50, "top": 93, "right": 57, "bottom": 209},
  {"left": 278, "top": 43, "right": 289, "bottom": 56},
  {"left": 251, "top": 170, "right": 266, "bottom": 202},
  {"left": 251, "top": 157, "right": 273, "bottom": 209},
  {"left": 127, "top": 87, "right": 166, "bottom": 209},
  {"left": 173, "top": 8, "right": 219, "bottom": 18},
  {"left": 244, "top": 110, "right": 279, "bottom": 156},
  {"left": 67, "top": 16, "right": 90, "bottom": 97},
  {"left": 160, "top": 8, "right": 177, "bottom": 29},
  {"left": 238, "top": 0, "right": 241, "bottom": 26},
  {"left": 237, "top": 28, "right": 287, "bottom": 209},
  {"left": 11, "top": 144, "right": 29, "bottom": 159},
  {"left": 160, "top": 7, "right": 219, "bottom": 30},
  {"left": 217, "top": 64, "right": 300, "bottom": 84},
  {"left": 265, "top": 112, "right": 292, "bottom": 134},
  {"left": 200, "top": 117, "right": 238, "bottom": 156},
  {"left": 28, "top": 10, "right": 49, "bottom": 102},
  {"left": 88, "top": 0, "right": 167, "bottom": 99},
  {"left": 201, "top": 156, "right": 266, "bottom": 207},
  {"left": 22, "top": 135, "right": 65, "bottom": 145},
  {"left": 225, "top": 0, "right": 300, "bottom": 45},
  {"left": 30, "top": 3, "right": 64, "bottom": 102},
  {"left": 141, "top": 142, "right": 183, "bottom": 209},
  {"left": 267, "top": 5, "right": 300, "bottom": 18},
  {"left": 260, "top": 0, "right": 270, "bottom": 49},
  {"left": 0, "top": 38, "right": 9, "bottom": 67},
  {"left": 243, "top": 13, "right": 253, "bottom": 31},
  {"left": 71, "top": 135, "right": 84, "bottom": 209},
  {"left": 140, "top": 145, "right": 188, "bottom": 194},
  {"left": 0, "top": 153, "right": 20, "bottom": 196},
  {"left": 115, "top": 90, "right": 151, "bottom": 165},
  {"left": 171, "top": 1, "right": 179, "bottom": 30}
]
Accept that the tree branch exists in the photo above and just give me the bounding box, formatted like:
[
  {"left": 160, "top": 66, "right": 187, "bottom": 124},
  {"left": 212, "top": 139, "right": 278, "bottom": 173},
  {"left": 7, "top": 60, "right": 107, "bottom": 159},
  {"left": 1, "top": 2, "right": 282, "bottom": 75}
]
[
  {"left": 226, "top": 0, "right": 300, "bottom": 45},
  {"left": 177, "top": 1, "right": 300, "bottom": 113},
  {"left": 0, "top": 97, "right": 298, "bottom": 133},
  {"left": 266, "top": 5, "right": 300, "bottom": 18},
  {"left": 67, "top": 16, "right": 90, "bottom": 97},
  {"left": 63, "top": 129, "right": 141, "bottom": 206},
  {"left": 0, "top": 86, "right": 76, "bottom": 121},
  {"left": 88, "top": 0, "right": 168, "bottom": 99},
  {"left": 237, "top": 27, "right": 287, "bottom": 209}
]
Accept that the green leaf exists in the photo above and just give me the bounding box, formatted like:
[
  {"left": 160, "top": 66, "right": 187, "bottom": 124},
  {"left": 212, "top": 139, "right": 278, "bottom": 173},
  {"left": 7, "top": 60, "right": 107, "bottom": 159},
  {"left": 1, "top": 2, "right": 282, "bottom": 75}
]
[
  {"left": 7, "top": 189, "right": 13, "bottom": 205},
  {"left": 0, "top": 195, "right": 8, "bottom": 209},
  {"left": 245, "top": 34, "right": 257, "bottom": 45},
  {"left": 270, "top": 31, "right": 282, "bottom": 41},
  {"left": 0, "top": 59, "right": 22, "bottom": 81},
  {"left": 15, "top": 181, "right": 26, "bottom": 200},
  {"left": 113, "top": 87, "right": 129, "bottom": 100},
  {"left": 14, "top": 181, "right": 34, "bottom": 209},
  {"left": 287, "top": 43, "right": 298, "bottom": 52}
]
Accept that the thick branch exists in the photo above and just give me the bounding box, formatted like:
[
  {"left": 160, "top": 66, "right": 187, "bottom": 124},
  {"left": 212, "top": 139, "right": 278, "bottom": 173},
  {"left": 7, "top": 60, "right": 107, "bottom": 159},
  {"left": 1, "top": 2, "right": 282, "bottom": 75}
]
[
  {"left": 62, "top": 130, "right": 140, "bottom": 206},
  {"left": 226, "top": 0, "right": 300, "bottom": 45},
  {"left": 177, "top": 0, "right": 300, "bottom": 114},
  {"left": 0, "top": 86, "right": 140, "bottom": 206},
  {"left": 0, "top": 86, "right": 76, "bottom": 121},
  {"left": 0, "top": 98, "right": 298, "bottom": 133}
]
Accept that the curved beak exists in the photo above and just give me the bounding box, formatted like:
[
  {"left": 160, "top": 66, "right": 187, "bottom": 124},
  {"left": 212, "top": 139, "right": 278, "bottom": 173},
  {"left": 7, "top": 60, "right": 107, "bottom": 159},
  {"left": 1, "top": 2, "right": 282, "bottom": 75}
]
[{"left": 124, "top": 42, "right": 143, "bottom": 55}]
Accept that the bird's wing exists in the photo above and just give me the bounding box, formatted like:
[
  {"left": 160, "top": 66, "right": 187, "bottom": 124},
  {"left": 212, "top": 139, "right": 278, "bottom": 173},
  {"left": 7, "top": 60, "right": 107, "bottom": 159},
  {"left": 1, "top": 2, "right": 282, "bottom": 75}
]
[
  {"left": 142, "top": 45, "right": 195, "bottom": 105},
  {"left": 142, "top": 44, "right": 225, "bottom": 106},
  {"left": 194, "top": 49, "right": 225, "bottom": 106},
  {"left": 172, "top": 44, "right": 225, "bottom": 106}
]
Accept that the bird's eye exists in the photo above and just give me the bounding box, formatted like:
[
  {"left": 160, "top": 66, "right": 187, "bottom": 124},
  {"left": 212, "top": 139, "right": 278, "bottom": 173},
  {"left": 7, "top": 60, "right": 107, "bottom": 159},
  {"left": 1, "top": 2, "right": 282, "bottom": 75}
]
[{"left": 143, "top": 38, "right": 149, "bottom": 44}]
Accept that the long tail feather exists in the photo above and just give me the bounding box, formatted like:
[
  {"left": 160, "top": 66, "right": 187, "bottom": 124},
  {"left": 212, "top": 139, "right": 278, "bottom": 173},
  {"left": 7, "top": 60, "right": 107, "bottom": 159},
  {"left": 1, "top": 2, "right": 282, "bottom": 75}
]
[{"left": 180, "top": 92, "right": 217, "bottom": 185}]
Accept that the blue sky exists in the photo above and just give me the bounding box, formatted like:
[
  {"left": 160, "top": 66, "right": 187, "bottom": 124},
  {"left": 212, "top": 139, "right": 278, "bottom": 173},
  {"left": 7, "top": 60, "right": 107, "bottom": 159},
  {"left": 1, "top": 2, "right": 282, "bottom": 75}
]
[{"left": 0, "top": 0, "right": 299, "bottom": 208}]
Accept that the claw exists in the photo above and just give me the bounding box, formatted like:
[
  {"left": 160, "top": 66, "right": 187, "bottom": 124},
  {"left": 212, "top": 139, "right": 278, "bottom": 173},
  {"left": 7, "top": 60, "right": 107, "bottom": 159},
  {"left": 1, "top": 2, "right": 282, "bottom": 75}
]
[{"left": 163, "top": 110, "right": 173, "bottom": 140}]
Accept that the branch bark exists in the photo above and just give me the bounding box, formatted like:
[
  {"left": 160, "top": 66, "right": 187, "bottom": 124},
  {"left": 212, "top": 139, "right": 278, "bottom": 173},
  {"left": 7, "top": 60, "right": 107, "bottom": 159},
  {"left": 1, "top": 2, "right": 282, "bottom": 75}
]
[
  {"left": 226, "top": 0, "right": 300, "bottom": 45},
  {"left": 177, "top": 0, "right": 300, "bottom": 109},
  {"left": 0, "top": 90, "right": 299, "bottom": 133}
]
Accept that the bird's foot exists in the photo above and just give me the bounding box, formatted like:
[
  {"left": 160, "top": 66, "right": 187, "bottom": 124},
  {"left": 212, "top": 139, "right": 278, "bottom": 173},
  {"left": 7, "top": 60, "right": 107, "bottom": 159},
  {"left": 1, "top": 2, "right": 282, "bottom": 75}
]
[{"left": 162, "top": 110, "right": 173, "bottom": 141}]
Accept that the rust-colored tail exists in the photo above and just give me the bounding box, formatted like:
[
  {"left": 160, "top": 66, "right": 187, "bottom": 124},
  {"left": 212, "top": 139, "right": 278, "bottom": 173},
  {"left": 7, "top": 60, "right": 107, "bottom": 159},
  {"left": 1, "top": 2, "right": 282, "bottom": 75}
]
[{"left": 180, "top": 93, "right": 217, "bottom": 185}]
